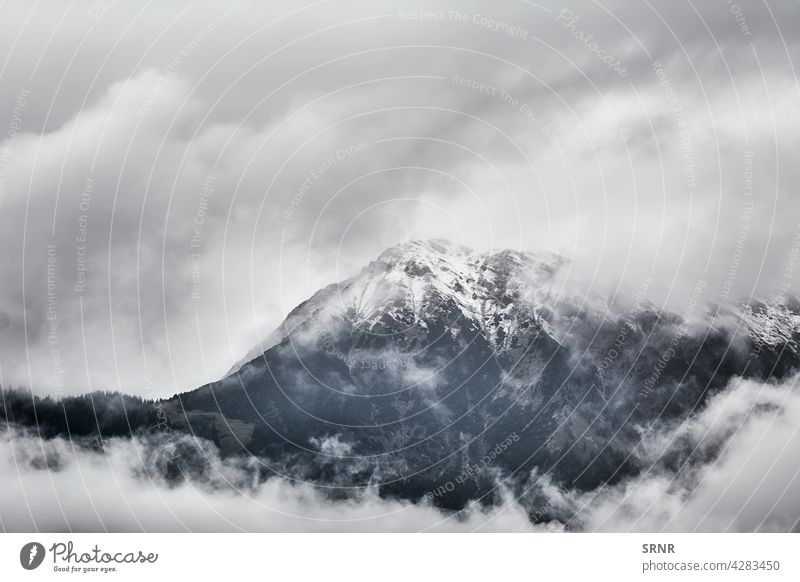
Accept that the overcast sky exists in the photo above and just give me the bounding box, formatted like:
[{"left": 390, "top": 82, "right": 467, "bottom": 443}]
[{"left": 0, "top": 0, "right": 798, "bottom": 397}]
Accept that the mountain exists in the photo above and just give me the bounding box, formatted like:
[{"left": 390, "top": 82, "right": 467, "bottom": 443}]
[
  {"left": 3, "top": 240, "right": 798, "bottom": 519},
  {"left": 161, "top": 240, "right": 800, "bottom": 513},
  {"left": 226, "top": 239, "right": 565, "bottom": 374}
]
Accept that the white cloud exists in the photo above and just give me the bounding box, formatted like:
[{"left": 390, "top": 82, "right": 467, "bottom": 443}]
[
  {"left": 569, "top": 374, "right": 800, "bottom": 532},
  {"left": 0, "top": 429, "right": 536, "bottom": 532},
  {"left": 0, "top": 0, "right": 797, "bottom": 399},
  {"left": 2, "top": 374, "right": 799, "bottom": 532}
]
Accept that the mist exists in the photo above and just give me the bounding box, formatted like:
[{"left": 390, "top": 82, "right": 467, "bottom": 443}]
[
  {"left": 2, "top": 373, "right": 798, "bottom": 532},
  {"left": 0, "top": 0, "right": 798, "bottom": 397}
]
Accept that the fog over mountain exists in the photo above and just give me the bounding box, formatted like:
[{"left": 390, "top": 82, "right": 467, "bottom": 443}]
[
  {"left": 0, "top": 0, "right": 798, "bottom": 533},
  {"left": 3, "top": 240, "right": 800, "bottom": 531},
  {"left": 0, "top": 0, "right": 798, "bottom": 397},
  {"left": 3, "top": 372, "right": 798, "bottom": 532}
]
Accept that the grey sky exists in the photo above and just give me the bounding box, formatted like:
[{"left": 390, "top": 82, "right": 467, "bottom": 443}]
[{"left": 0, "top": 0, "right": 797, "bottom": 397}]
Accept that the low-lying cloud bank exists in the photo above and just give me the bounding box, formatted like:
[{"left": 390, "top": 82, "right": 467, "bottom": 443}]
[
  {"left": 567, "top": 375, "right": 800, "bottom": 532},
  {"left": 1, "top": 374, "right": 799, "bottom": 532},
  {"left": 0, "top": 428, "right": 537, "bottom": 533}
]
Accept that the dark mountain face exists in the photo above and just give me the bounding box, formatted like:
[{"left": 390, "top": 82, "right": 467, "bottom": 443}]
[{"left": 161, "top": 240, "right": 800, "bottom": 514}]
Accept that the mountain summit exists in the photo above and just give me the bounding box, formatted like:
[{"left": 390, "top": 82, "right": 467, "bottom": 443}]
[
  {"left": 4, "top": 240, "right": 799, "bottom": 519},
  {"left": 228, "top": 240, "right": 567, "bottom": 374},
  {"left": 161, "top": 240, "right": 800, "bottom": 513},
  {"left": 293, "top": 239, "right": 566, "bottom": 349}
]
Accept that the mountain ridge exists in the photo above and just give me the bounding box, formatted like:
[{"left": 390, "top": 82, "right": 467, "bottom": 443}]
[
  {"left": 4, "top": 239, "right": 800, "bottom": 521},
  {"left": 161, "top": 240, "right": 800, "bottom": 514}
]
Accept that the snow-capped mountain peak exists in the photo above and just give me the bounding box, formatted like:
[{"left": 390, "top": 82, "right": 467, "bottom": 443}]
[
  {"left": 228, "top": 241, "right": 567, "bottom": 373},
  {"left": 327, "top": 240, "right": 567, "bottom": 344}
]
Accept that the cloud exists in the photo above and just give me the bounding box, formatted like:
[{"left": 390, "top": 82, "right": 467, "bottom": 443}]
[
  {"left": 0, "top": 428, "right": 536, "bottom": 532},
  {"left": 2, "top": 373, "right": 799, "bottom": 532},
  {"left": 0, "top": 0, "right": 798, "bottom": 398},
  {"left": 566, "top": 374, "right": 800, "bottom": 532}
]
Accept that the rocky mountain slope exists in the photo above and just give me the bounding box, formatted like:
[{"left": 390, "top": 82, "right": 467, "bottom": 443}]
[
  {"left": 4, "top": 240, "right": 798, "bottom": 519},
  {"left": 162, "top": 240, "right": 800, "bottom": 513}
]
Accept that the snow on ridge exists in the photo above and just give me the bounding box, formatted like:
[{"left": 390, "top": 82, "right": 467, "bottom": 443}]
[
  {"left": 333, "top": 240, "right": 567, "bottom": 346},
  {"left": 737, "top": 300, "right": 800, "bottom": 348},
  {"left": 227, "top": 241, "right": 800, "bottom": 376}
]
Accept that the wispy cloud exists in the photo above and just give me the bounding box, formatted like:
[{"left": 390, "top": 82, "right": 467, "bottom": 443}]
[{"left": 2, "top": 373, "right": 798, "bottom": 532}]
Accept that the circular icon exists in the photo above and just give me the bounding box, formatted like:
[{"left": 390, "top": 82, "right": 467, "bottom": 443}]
[{"left": 19, "top": 542, "right": 45, "bottom": 570}]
